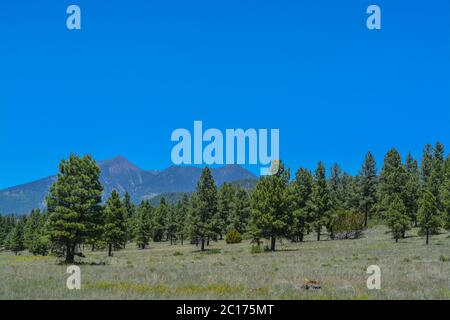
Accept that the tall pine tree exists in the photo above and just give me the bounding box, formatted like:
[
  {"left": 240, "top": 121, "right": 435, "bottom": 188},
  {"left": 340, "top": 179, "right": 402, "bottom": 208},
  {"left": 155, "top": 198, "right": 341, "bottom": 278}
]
[
  {"left": 308, "top": 161, "right": 333, "bottom": 241},
  {"left": 358, "top": 152, "right": 378, "bottom": 227},
  {"left": 46, "top": 154, "right": 103, "bottom": 263},
  {"left": 103, "top": 190, "right": 127, "bottom": 256},
  {"left": 251, "top": 162, "right": 291, "bottom": 251},
  {"left": 190, "top": 167, "right": 218, "bottom": 251}
]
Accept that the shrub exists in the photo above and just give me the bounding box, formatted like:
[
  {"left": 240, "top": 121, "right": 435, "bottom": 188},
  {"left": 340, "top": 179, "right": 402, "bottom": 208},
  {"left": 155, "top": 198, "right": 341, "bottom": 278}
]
[
  {"left": 332, "top": 209, "right": 365, "bottom": 240},
  {"left": 251, "top": 245, "right": 263, "bottom": 254},
  {"left": 225, "top": 229, "right": 242, "bottom": 244}
]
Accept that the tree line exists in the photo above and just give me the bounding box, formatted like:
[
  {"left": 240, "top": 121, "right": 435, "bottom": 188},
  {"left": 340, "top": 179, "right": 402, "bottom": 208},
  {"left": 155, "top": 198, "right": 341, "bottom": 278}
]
[{"left": 1, "top": 142, "right": 449, "bottom": 262}]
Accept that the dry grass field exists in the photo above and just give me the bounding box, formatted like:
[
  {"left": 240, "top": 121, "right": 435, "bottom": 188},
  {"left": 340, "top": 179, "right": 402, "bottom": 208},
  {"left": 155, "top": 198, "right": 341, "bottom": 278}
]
[{"left": 1, "top": 225, "right": 449, "bottom": 300}]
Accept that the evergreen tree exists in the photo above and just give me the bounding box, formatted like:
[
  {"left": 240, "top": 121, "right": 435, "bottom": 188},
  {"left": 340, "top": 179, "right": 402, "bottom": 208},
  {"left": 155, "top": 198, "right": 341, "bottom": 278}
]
[
  {"left": 153, "top": 197, "right": 169, "bottom": 242},
  {"left": 421, "top": 144, "right": 433, "bottom": 186},
  {"left": 216, "top": 183, "right": 235, "bottom": 238},
  {"left": 385, "top": 195, "right": 410, "bottom": 242},
  {"left": 0, "top": 215, "right": 15, "bottom": 249},
  {"left": 122, "top": 191, "right": 136, "bottom": 242},
  {"left": 190, "top": 167, "right": 218, "bottom": 251},
  {"left": 8, "top": 217, "right": 26, "bottom": 255},
  {"left": 290, "top": 167, "right": 313, "bottom": 242},
  {"left": 250, "top": 162, "right": 291, "bottom": 251},
  {"left": 404, "top": 153, "right": 421, "bottom": 227},
  {"left": 103, "top": 190, "right": 127, "bottom": 256},
  {"left": 135, "top": 200, "right": 153, "bottom": 249},
  {"left": 378, "top": 148, "right": 408, "bottom": 218},
  {"left": 308, "top": 161, "right": 333, "bottom": 241},
  {"left": 358, "top": 152, "right": 378, "bottom": 227},
  {"left": 23, "top": 209, "right": 49, "bottom": 256},
  {"left": 439, "top": 157, "right": 450, "bottom": 230},
  {"left": 329, "top": 163, "right": 345, "bottom": 207},
  {"left": 418, "top": 190, "right": 442, "bottom": 244},
  {"left": 174, "top": 194, "right": 190, "bottom": 245},
  {"left": 46, "top": 154, "right": 103, "bottom": 263},
  {"left": 229, "top": 188, "right": 251, "bottom": 234},
  {"left": 166, "top": 201, "right": 178, "bottom": 245}
]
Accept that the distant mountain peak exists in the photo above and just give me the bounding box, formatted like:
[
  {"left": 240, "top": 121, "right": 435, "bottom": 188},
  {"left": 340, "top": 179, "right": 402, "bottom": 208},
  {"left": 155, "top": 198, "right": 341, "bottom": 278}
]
[{"left": 0, "top": 156, "right": 257, "bottom": 214}]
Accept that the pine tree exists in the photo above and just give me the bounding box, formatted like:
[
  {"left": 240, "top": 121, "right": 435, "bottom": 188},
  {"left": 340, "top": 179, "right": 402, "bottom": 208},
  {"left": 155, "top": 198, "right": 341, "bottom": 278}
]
[
  {"left": 385, "top": 195, "right": 410, "bottom": 242},
  {"left": 46, "top": 154, "right": 103, "bottom": 263},
  {"left": 229, "top": 188, "right": 251, "bottom": 234},
  {"left": 329, "top": 163, "right": 344, "bottom": 207},
  {"left": 190, "top": 167, "right": 218, "bottom": 251},
  {"left": 418, "top": 190, "right": 442, "bottom": 244},
  {"left": 103, "top": 190, "right": 127, "bottom": 256},
  {"left": 358, "top": 152, "right": 378, "bottom": 227},
  {"left": 308, "top": 161, "right": 333, "bottom": 241},
  {"left": 250, "top": 162, "right": 291, "bottom": 251},
  {"left": 23, "top": 209, "right": 49, "bottom": 256},
  {"left": 166, "top": 201, "right": 178, "bottom": 245},
  {"left": 290, "top": 167, "right": 313, "bottom": 242},
  {"left": 153, "top": 197, "right": 169, "bottom": 242},
  {"left": 421, "top": 144, "right": 433, "bottom": 186},
  {"left": 404, "top": 153, "right": 421, "bottom": 227},
  {"left": 378, "top": 148, "right": 408, "bottom": 218},
  {"left": 439, "top": 157, "right": 450, "bottom": 230},
  {"left": 216, "top": 183, "right": 235, "bottom": 238},
  {"left": 8, "top": 217, "right": 26, "bottom": 255},
  {"left": 174, "top": 194, "right": 190, "bottom": 245},
  {"left": 135, "top": 200, "right": 153, "bottom": 249},
  {"left": 122, "top": 192, "right": 136, "bottom": 242},
  {"left": 0, "top": 215, "right": 15, "bottom": 249}
]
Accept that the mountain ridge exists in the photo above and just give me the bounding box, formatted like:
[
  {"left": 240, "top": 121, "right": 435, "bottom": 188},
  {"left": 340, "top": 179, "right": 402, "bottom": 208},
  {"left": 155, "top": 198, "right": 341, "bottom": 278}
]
[{"left": 0, "top": 156, "right": 257, "bottom": 214}]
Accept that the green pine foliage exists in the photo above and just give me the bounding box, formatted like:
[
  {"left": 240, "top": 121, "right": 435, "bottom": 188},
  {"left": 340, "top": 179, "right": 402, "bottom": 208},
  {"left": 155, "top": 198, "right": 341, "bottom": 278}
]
[
  {"left": 46, "top": 154, "right": 103, "bottom": 263},
  {"left": 7, "top": 217, "right": 26, "bottom": 255},
  {"left": 290, "top": 167, "right": 313, "bottom": 242},
  {"left": 418, "top": 190, "right": 442, "bottom": 244},
  {"left": 385, "top": 195, "right": 411, "bottom": 242},
  {"left": 358, "top": 152, "right": 378, "bottom": 227},
  {"left": 229, "top": 188, "right": 251, "bottom": 234},
  {"left": 23, "top": 209, "right": 50, "bottom": 256},
  {"left": 308, "top": 161, "right": 333, "bottom": 241},
  {"left": 103, "top": 190, "right": 128, "bottom": 256},
  {"left": 135, "top": 200, "right": 153, "bottom": 249},
  {"left": 250, "top": 161, "right": 290, "bottom": 251},
  {"left": 153, "top": 197, "right": 169, "bottom": 242},
  {"left": 190, "top": 167, "right": 218, "bottom": 251}
]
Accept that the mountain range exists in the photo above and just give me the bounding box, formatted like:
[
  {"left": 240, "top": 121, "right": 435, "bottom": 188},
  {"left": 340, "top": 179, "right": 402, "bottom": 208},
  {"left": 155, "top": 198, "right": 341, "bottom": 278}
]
[{"left": 0, "top": 156, "right": 257, "bottom": 214}]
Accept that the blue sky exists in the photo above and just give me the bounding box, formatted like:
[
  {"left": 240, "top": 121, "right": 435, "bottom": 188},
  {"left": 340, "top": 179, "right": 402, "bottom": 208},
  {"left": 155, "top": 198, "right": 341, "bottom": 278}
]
[{"left": 1, "top": 0, "right": 449, "bottom": 189}]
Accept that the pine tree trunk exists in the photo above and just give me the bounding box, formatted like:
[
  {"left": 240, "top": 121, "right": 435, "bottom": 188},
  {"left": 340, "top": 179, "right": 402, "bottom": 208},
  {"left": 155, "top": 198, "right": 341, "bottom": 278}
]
[
  {"left": 181, "top": 236, "right": 184, "bottom": 246},
  {"left": 207, "top": 237, "right": 210, "bottom": 246},
  {"left": 201, "top": 239, "right": 205, "bottom": 251},
  {"left": 270, "top": 236, "right": 276, "bottom": 251},
  {"left": 299, "top": 233, "right": 304, "bottom": 242},
  {"left": 108, "top": 244, "right": 112, "bottom": 257},
  {"left": 317, "top": 225, "right": 321, "bottom": 241},
  {"left": 426, "top": 230, "right": 429, "bottom": 245},
  {"left": 66, "top": 244, "right": 75, "bottom": 263}
]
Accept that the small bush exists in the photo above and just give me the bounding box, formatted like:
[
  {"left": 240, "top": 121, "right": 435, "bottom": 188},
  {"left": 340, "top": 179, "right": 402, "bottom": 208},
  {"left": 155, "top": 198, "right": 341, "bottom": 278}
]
[
  {"left": 332, "top": 209, "right": 365, "bottom": 240},
  {"left": 251, "top": 245, "right": 263, "bottom": 254},
  {"left": 173, "top": 251, "right": 183, "bottom": 256},
  {"left": 225, "top": 229, "right": 242, "bottom": 244},
  {"left": 439, "top": 255, "right": 450, "bottom": 262}
]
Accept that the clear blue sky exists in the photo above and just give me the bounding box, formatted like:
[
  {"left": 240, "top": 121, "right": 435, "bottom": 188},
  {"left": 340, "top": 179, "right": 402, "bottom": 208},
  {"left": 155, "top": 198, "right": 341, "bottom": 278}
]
[{"left": 1, "top": 0, "right": 449, "bottom": 189}]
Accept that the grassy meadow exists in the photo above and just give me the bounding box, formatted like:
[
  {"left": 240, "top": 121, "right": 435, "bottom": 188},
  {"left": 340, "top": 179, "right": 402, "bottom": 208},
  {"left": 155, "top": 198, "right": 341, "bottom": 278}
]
[{"left": 1, "top": 225, "right": 449, "bottom": 300}]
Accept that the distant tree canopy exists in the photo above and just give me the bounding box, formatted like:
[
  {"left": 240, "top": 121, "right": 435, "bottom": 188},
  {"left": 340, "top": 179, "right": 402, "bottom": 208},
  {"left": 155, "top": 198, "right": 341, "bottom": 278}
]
[{"left": 2, "top": 142, "right": 449, "bottom": 259}]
